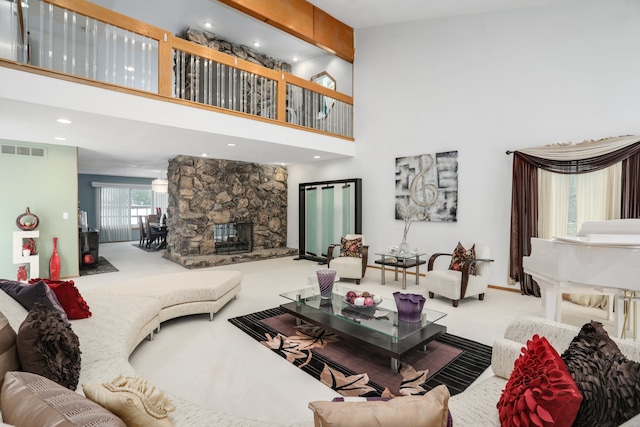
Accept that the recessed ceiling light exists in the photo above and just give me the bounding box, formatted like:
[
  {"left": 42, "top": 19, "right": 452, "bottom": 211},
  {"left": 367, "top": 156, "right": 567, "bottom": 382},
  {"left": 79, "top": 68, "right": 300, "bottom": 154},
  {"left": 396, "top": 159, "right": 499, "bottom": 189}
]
[
  {"left": 253, "top": 41, "right": 261, "bottom": 47},
  {"left": 292, "top": 56, "right": 299, "bottom": 62},
  {"left": 54, "top": 137, "right": 67, "bottom": 141},
  {"left": 227, "top": 143, "right": 236, "bottom": 147},
  {"left": 201, "top": 153, "right": 208, "bottom": 157},
  {"left": 56, "top": 118, "right": 71, "bottom": 124},
  {"left": 204, "top": 22, "right": 212, "bottom": 28},
  {"left": 313, "top": 155, "right": 321, "bottom": 159}
]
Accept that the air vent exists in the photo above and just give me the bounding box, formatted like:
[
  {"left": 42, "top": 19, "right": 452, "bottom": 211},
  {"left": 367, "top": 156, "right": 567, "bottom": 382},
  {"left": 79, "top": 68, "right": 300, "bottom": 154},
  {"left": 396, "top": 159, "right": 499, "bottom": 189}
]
[
  {"left": 1, "top": 144, "right": 47, "bottom": 158},
  {"left": 1, "top": 145, "right": 15, "bottom": 155}
]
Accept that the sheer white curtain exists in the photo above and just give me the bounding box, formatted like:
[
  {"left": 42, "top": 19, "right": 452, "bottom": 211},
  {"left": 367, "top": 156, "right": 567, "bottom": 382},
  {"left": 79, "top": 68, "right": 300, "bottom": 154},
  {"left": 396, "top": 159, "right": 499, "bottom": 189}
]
[
  {"left": 538, "top": 163, "right": 621, "bottom": 239},
  {"left": 575, "top": 163, "right": 621, "bottom": 227},
  {"left": 96, "top": 186, "right": 133, "bottom": 242},
  {"left": 538, "top": 170, "right": 570, "bottom": 239},
  {"left": 152, "top": 191, "right": 168, "bottom": 218}
]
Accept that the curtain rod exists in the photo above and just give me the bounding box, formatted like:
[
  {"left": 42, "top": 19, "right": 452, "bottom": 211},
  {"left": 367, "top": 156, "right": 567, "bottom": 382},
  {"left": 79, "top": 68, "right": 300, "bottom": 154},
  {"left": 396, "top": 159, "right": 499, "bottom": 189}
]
[{"left": 506, "top": 150, "right": 514, "bottom": 155}]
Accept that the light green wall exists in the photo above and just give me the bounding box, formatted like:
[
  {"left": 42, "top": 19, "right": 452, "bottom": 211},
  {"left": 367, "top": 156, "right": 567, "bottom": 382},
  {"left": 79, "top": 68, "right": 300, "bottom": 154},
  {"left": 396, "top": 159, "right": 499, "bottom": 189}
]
[{"left": 0, "top": 140, "right": 79, "bottom": 280}]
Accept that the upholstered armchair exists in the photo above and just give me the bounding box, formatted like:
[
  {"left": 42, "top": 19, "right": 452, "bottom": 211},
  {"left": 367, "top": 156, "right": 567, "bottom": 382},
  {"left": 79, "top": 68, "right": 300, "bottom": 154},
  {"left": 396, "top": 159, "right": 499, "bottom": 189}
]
[
  {"left": 326, "top": 234, "right": 369, "bottom": 284},
  {"left": 424, "top": 243, "right": 493, "bottom": 307}
]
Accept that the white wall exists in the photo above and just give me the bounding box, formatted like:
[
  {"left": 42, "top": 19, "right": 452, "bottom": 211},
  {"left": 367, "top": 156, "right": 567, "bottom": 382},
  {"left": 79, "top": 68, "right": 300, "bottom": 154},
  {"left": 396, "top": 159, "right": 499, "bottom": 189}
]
[
  {"left": 292, "top": 54, "right": 353, "bottom": 96},
  {"left": 287, "top": 0, "right": 640, "bottom": 289}
]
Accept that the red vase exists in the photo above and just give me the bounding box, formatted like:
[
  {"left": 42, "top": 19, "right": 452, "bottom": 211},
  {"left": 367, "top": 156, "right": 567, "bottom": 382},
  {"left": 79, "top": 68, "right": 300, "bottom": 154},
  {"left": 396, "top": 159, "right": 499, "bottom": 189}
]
[{"left": 49, "top": 237, "right": 61, "bottom": 280}]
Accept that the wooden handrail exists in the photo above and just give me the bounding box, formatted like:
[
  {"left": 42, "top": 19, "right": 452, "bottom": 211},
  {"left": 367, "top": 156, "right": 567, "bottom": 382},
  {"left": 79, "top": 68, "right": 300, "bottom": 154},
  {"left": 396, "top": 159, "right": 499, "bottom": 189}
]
[
  {"left": 21, "top": 0, "right": 354, "bottom": 138},
  {"left": 171, "top": 37, "right": 354, "bottom": 104},
  {"left": 45, "top": 0, "right": 167, "bottom": 39},
  {"left": 284, "top": 73, "right": 353, "bottom": 104}
]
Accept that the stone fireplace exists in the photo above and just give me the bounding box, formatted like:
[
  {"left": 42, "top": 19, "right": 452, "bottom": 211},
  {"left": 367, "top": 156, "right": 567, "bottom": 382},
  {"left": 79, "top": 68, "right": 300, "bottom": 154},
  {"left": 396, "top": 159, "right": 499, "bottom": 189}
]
[
  {"left": 214, "top": 222, "right": 253, "bottom": 255},
  {"left": 164, "top": 156, "right": 297, "bottom": 268}
]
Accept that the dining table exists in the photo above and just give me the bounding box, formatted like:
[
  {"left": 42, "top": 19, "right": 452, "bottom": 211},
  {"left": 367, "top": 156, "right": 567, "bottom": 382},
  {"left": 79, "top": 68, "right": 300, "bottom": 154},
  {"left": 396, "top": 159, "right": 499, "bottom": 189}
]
[{"left": 151, "top": 223, "right": 168, "bottom": 249}]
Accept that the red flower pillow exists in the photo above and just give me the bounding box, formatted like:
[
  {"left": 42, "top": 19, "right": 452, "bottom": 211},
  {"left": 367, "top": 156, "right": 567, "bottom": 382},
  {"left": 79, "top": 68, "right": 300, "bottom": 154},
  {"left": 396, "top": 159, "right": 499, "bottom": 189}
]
[
  {"left": 448, "top": 242, "right": 477, "bottom": 275},
  {"left": 29, "top": 279, "right": 91, "bottom": 320},
  {"left": 497, "top": 334, "right": 582, "bottom": 427}
]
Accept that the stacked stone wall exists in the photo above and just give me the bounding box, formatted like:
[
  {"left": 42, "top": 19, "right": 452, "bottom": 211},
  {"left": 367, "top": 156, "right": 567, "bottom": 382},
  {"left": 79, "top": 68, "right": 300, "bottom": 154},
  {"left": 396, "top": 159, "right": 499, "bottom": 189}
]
[{"left": 166, "top": 156, "right": 288, "bottom": 259}]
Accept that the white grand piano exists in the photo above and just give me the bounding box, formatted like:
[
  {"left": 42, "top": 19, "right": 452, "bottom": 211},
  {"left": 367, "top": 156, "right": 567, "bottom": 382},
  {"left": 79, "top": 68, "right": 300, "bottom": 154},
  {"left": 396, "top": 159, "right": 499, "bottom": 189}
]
[{"left": 523, "top": 219, "right": 640, "bottom": 337}]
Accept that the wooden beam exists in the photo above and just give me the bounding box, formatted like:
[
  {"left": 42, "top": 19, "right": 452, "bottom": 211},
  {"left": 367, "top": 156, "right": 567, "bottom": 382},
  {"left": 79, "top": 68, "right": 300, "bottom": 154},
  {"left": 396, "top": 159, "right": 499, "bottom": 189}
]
[
  {"left": 219, "top": 0, "right": 354, "bottom": 63},
  {"left": 313, "top": 7, "right": 354, "bottom": 63},
  {"left": 220, "top": 0, "right": 314, "bottom": 40}
]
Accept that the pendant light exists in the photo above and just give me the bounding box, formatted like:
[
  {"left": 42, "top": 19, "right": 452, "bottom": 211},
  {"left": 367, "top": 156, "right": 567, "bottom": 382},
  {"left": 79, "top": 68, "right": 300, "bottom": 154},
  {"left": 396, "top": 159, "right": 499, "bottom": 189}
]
[{"left": 152, "top": 172, "right": 168, "bottom": 193}]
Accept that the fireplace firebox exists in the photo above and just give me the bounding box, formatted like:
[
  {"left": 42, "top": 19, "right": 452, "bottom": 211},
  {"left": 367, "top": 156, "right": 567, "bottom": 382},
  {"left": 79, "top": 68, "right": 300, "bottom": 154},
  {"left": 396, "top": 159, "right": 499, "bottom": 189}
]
[{"left": 214, "top": 222, "right": 253, "bottom": 254}]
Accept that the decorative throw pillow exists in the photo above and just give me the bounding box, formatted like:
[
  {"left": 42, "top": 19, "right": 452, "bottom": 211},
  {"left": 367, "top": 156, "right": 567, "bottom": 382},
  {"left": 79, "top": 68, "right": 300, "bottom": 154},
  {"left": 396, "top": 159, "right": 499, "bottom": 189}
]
[
  {"left": 83, "top": 374, "right": 176, "bottom": 427},
  {"left": 561, "top": 320, "right": 640, "bottom": 427},
  {"left": 0, "top": 279, "right": 68, "bottom": 322},
  {"left": 330, "top": 397, "right": 453, "bottom": 427},
  {"left": 340, "top": 237, "right": 362, "bottom": 258},
  {"left": 17, "top": 303, "right": 81, "bottom": 390},
  {"left": 309, "top": 384, "right": 450, "bottom": 427},
  {"left": 1, "top": 371, "right": 125, "bottom": 427},
  {"left": 0, "top": 311, "right": 19, "bottom": 400},
  {"left": 29, "top": 278, "right": 92, "bottom": 320},
  {"left": 497, "top": 334, "right": 582, "bottom": 427},
  {"left": 448, "top": 242, "right": 477, "bottom": 276}
]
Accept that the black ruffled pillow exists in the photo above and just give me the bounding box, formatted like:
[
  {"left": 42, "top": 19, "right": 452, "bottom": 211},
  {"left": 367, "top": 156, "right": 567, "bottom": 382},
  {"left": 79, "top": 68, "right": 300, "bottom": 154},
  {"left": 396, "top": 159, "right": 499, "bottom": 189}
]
[
  {"left": 561, "top": 320, "right": 640, "bottom": 427},
  {"left": 17, "top": 302, "right": 81, "bottom": 390}
]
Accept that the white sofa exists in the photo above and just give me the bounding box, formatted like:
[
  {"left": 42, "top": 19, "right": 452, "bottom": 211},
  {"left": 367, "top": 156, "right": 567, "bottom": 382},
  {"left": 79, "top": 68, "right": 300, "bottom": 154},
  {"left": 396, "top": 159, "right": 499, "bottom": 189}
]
[
  {"left": 2, "top": 274, "right": 639, "bottom": 427},
  {"left": 448, "top": 316, "right": 640, "bottom": 426},
  {"left": 0, "top": 270, "right": 285, "bottom": 427}
]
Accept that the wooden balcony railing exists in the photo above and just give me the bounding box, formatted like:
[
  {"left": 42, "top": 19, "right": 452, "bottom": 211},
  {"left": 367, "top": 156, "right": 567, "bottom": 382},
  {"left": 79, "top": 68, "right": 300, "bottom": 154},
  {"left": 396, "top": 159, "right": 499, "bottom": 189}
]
[{"left": 2, "top": 0, "right": 354, "bottom": 139}]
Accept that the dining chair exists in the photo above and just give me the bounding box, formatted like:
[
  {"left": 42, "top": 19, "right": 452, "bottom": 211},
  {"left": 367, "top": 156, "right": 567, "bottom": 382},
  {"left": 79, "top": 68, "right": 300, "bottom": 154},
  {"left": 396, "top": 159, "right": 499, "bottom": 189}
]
[
  {"left": 138, "top": 216, "right": 147, "bottom": 247},
  {"left": 145, "top": 215, "right": 167, "bottom": 249}
]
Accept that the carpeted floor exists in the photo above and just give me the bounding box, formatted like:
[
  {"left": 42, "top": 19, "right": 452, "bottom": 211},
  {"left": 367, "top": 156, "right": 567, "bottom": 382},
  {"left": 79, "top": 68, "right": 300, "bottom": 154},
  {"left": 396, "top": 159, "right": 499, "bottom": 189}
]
[
  {"left": 131, "top": 243, "right": 163, "bottom": 253},
  {"left": 79, "top": 256, "right": 119, "bottom": 276},
  {"left": 229, "top": 307, "right": 492, "bottom": 398}
]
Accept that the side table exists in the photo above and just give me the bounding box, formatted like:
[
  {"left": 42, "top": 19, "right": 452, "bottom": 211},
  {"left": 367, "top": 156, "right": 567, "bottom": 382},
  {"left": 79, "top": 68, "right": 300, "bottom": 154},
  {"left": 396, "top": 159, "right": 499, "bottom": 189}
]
[{"left": 374, "top": 252, "right": 426, "bottom": 290}]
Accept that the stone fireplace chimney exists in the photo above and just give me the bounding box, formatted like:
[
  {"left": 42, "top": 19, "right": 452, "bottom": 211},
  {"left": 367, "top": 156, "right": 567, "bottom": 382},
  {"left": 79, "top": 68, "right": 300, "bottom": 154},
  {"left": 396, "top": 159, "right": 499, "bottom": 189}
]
[{"left": 164, "top": 156, "right": 294, "bottom": 267}]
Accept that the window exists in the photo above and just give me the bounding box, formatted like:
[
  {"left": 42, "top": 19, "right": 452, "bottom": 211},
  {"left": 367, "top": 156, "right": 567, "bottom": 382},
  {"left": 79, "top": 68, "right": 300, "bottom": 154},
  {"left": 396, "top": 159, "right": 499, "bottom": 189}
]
[
  {"left": 538, "top": 163, "right": 621, "bottom": 238},
  {"left": 131, "top": 188, "right": 151, "bottom": 226},
  {"left": 91, "top": 182, "right": 168, "bottom": 243}
]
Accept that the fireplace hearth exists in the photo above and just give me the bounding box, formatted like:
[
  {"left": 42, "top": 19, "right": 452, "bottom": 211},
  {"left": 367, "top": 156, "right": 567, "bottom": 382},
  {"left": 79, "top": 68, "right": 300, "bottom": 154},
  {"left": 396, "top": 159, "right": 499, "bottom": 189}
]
[{"left": 215, "top": 222, "right": 253, "bottom": 255}]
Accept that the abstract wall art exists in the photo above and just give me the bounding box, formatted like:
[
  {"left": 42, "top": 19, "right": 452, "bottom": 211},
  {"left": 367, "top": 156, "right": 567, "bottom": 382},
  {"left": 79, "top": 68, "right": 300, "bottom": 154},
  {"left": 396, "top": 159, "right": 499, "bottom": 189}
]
[{"left": 395, "top": 151, "right": 458, "bottom": 222}]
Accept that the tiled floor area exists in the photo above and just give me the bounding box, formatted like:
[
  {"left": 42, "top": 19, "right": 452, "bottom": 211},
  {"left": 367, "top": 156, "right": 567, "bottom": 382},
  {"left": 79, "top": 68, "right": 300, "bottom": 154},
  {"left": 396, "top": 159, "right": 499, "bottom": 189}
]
[{"left": 72, "top": 242, "right": 613, "bottom": 425}]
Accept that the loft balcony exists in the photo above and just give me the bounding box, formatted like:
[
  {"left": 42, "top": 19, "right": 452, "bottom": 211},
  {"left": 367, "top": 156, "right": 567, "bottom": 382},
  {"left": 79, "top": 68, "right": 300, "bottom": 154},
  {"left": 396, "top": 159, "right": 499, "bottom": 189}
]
[{"left": 0, "top": 0, "right": 355, "bottom": 173}]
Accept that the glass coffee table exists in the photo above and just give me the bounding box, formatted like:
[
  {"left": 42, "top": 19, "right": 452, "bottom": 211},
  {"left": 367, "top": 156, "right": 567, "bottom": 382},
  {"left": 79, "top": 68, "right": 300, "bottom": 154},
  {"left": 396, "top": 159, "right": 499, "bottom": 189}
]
[{"left": 280, "top": 284, "right": 446, "bottom": 370}]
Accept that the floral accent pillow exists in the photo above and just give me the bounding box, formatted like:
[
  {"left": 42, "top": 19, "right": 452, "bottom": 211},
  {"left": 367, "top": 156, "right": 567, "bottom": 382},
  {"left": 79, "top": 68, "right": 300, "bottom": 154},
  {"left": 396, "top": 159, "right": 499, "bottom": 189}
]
[
  {"left": 448, "top": 242, "right": 477, "bottom": 276},
  {"left": 340, "top": 237, "right": 362, "bottom": 258},
  {"left": 497, "top": 334, "right": 582, "bottom": 427}
]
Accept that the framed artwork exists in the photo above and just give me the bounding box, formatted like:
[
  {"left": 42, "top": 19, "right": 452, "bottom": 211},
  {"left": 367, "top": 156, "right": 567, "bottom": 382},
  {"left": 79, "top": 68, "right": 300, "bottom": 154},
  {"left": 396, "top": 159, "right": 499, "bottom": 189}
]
[{"left": 395, "top": 151, "right": 458, "bottom": 222}]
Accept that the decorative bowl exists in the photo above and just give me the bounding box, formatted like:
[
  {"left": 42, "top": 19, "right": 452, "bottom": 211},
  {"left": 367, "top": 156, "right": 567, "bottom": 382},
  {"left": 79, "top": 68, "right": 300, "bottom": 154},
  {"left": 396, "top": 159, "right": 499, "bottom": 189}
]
[{"left": 342, "top": 295, "right": 382, "bottom": 309}]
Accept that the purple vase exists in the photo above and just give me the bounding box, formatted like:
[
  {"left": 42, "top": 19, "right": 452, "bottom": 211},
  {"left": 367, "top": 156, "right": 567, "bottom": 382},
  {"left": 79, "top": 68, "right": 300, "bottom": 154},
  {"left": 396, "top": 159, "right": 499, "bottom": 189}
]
[
  {"left": 316, "top": 269, "right": 337, "bottom": 299},
  {"left": 393, "top": 292, "right": 426, "bottom": 323}
]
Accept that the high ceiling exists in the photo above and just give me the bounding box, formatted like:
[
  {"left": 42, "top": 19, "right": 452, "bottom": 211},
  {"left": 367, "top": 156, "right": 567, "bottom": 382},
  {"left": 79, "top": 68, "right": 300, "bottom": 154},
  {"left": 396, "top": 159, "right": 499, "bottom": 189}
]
[
  {"left": 307, "top": 0, "right": 576, "bottom": 29},
  {"left": 1, "top": 0, "right": 577, "bottom": 178}
]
